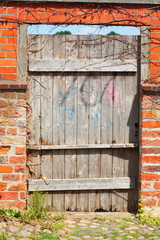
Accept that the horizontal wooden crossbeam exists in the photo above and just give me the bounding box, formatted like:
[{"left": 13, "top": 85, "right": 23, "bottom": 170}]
[
  {"left": 27, "top": 143, "right": 139, "bottom": 150},
  {"left": 28, "top": 177, "right": 135, "bottom": 191},
  {"left": 29, "top": 59, "right": 137, "bottom": 72}
]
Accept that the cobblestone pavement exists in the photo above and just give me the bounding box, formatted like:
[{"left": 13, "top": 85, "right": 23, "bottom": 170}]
[{"left": 0, "top": 212, "right": 160, "bottom": 240}]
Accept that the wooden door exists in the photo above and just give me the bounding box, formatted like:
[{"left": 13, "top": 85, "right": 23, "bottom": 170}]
[{"left": 27, "top": 35, "right": 140, "bottom": 212}]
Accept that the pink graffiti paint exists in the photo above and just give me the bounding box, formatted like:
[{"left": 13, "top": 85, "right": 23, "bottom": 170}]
[{"left": 106, "top": 81, "right": 122, "bottom": 105}]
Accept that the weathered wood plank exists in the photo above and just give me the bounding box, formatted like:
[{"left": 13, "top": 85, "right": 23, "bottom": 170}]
[
  {"left": 27, "top": 35, "right": 42, "bottom": 182},
  {"left": 52, "top": 35, "right": 66, "bottom": 211},
  {"left": 99, "top": 37, "right": 114, "bottom": 211},
  {"left": 88, "top": 35, "right": 102, "bottom": 211},
  {"left": 29, "top": 177, "right": 135, "bottom": 191},
  {"left": 27, "top": 143, "right": 138, "bottom": 150},
  {"left": 76, "top": 36, "right": 90, "bottom": 211},
  {"left": 29, "top": 59, "right": 137, "bottom": 72},
  {"left": 18, "top": 24, "right": 27, "bottom": 82},
  {"left": 64, "top": 35, "right": 78, "bottom": 211},
  {"left": 141, "top": 26, "right": 150, "bottom": 82}
]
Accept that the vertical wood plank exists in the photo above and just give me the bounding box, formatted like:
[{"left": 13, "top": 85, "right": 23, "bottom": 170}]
[
  {"left": 27, "top": 35, "right": 42, "bottom": 180},
  {"left": 88, "top": 36, "right": 102, "bottom": 211},
  {"left": 100, "top": 73, "right": 114, "bottom": 210},
  {"left": 40, "top": 35, "right": 54, "bottom": 207},
  {"left": 18, "top": 24, "right": 27, "bottom": 82},
  {"left": 99, "top": 37, "right": 114, "bottom": 211},
  {"left": 52, "top": 35, "right": 66, "bottom": 211},
  {"left": 64, "top": 35, "right": 79, "bottom": 211},
  {"left": 141, "top": 27, "right": 150, "bottom": 82},
  {"left": 112, "top": 36, "right": 126, "bottom": 211},
  {"left": 76, "top": 35, "right": 90, "bottom": 211}
]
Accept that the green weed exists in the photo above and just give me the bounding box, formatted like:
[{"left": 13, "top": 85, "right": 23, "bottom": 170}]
[
  {"left": 30, "top": 232, "right": 60, "bottom": 240},
  {"left": 111, "top": 230, "right": 120, "bottom": 236},
  {"left": 93, "top": 215, "right": 106, "bottom": 221},
  {"left": 0, "top": 209, "right": 21, "bottom": 218},
  {"left": 22, "top": 189, "right": 49, "bottom": 221},
  {"left": 52, "top": 212, "right": 66, "bottom": 221},
  {"left": 136, "top": 199, "right": 160, "bottom": 226},
  {"left": 0, "top": 231, "right": 9, "bottom": 240}
]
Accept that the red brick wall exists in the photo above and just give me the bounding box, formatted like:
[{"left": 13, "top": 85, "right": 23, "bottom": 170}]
[
  {"left": 0, "top": 83, "right": 27, "bottom": 209},
  {"left": 0, "top": 1, "right": 159, "bottom": 210}
]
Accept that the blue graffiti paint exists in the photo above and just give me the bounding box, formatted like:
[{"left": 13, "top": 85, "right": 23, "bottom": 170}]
[{"left": 59, "top": 86, "right": 77, "bottom": 104}]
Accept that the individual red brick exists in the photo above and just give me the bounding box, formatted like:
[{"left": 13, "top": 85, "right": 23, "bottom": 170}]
[
  {"left": 6, "top": 52, "right": 17, "bottom": 58},
  {"left": 7, "top": 22, "right": 18, "bottom": 29},
  {"left": 140, "top": 182, "right": 151, "bottom": 189},
  {"left": 140, "top": 173, "right": 160, "bottom": 181},
  {"left": 151, "top": 18, "right": 160, "bottom": 25},
  {"left": 0, "top": 8, "right": 6, "bottom": 14},
  {"left": 142, "top": 101, "right": 156, "bottom": 109},
  {"left": 0, "top": 192, "right": 18, "bottom": 200},
  {"left": 19, "top": 129, "right": 26, "bottom": 136},
  {"left": 0, "top": 53, "right": 5, "bottom": 58},
  {"left": 150, "top": 61, "right": 160, "bottom": 68},
  {"left": 142, "top": 130, "right": 160, "bottom": 138},
  {"left": 17, "top": 201, "right": 26, "bottom": 209},
  {"left": 0, "top": 67, "right": 17, "bottom": 73},
  {"left": 7, "top": 128, "right": 17, "bottom": 135},
  {"left": 8, "top": 100, "right": 26, "bottom": 108},
  {"left": 0, "top": 182, "right": 7, "bottom": 191},
  {"left": 18, "top": 93, "right": 27, "bottom": 100},
  {"left": 7, "top": 8, "right": 17, "bottom": 15},
  {"left": 0, "top": 60, "right": 17, "bottom": 66},
  {"left": 154, "top": 182, "right": 160, "bottom": 190},
  {"left": 0, "top": 165, "right": 13, "bottom": 173},
  {"left": 150, "top": 53, "right": 160, "bottom": 60},
  {"left": 2, "top": 30, "right": 18, "bottom": 36},
  {"left": 150, "top": 31, "right": 160, "bottom": 38},
  {"left": 3, "top": 74, "right": 17, "bottom": 81},
  {"left": 142, "top": 110, "right": 157, "bottom": 119},
  {"left": 0, "top": 127, "right": 6, "bottom": 135},
  {"left": 2, "top": 136, "right": 26, "bottom": 145},
  {"left": 0, "top": 92, "right": 16, "bottom": 99},
  {"left": 150, "top": 68, "right": 160, "bottom": 75},
  {"left": 20, "top": 192, "right": 26, "bottom": 199},
  {"left": 21, "top": 174, "right": 26, "bottom": 181},
  {"left": 0, "top": 100, "right": 7, "bottom": 108},
  {"left": 141, "top": 121, "right": 160, "bottom": 128},
  {"left": 0, "top": 146, "right": 10, "bottom": 154},
  {"left": 1, "top": 44, "right": 18, "bottom": 51},
  {"left": 142, "top": 156, "right": 160, "bottom": 164},
  {"left": 0, "top": 37, "right": 6, "bottom": 43},
  {"left": 2, "top": 174, "right": 20, "bottom": 181},
  {"left": 141, "top": 191, "right": 160, "bottom": 198},
  {"left": 0, "top": 110, "right": 2, "bottom": 117},
  {"left": 3, "top": 110, "right": 21, "bottom": 118},
  {"left": 142, "top": 199, "right": 156, "bottom": 207},
  {"left": 16, "top": 147, "right": 26, "bottom": 155},
  {"left": 9, "top": 156, "right": 26, "bottom": 164},
  {"left": 7, "top": 37, "right": 18, "bottom": 44},
  {"left": 8, "top": 184, "right": 26, "bottom": 191},
  {"left": 8, "top": 119, "right": 26, "bottom": 128},
  {"left": 141, "top": 139, "right": 160, "bottom": 146},
  {"left": 142, "top": 165, "right": 160, "bottom": 172},
  {"left": 0, "top": 119, "right": 9, "bottom": 125},
  {"left": 15, "top": 165, "right": 26, "bottom": 173},
  {"left": 0, "top": 200, "right": 26, "bottom": 209}
]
